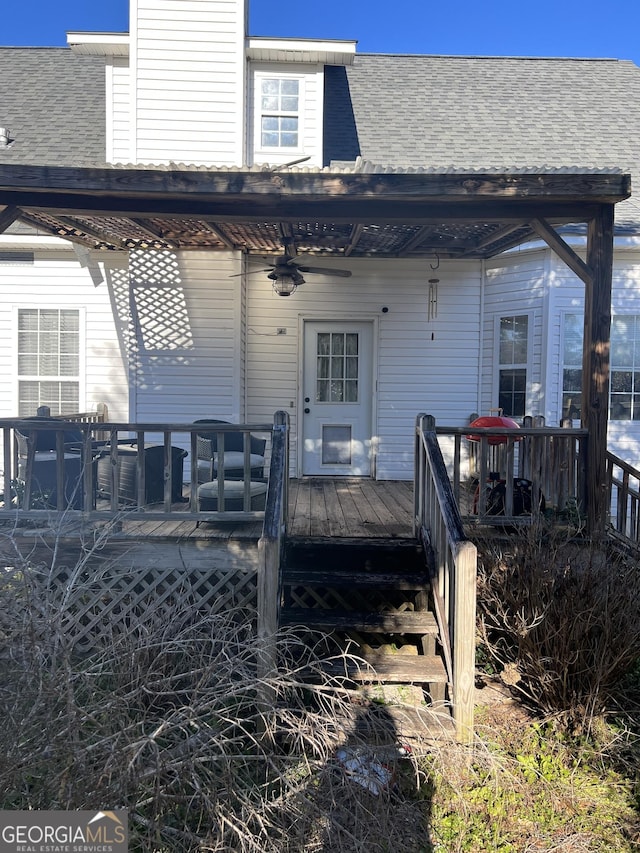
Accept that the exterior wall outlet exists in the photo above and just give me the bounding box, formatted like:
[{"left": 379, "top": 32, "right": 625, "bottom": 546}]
[{"left": 276, "top": 327, "right": 287, "bottom": 335}]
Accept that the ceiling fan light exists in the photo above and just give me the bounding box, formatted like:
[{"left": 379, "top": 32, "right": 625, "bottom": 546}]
[{"left": 269, "top": 271, "right": 299, "bottom": 296}]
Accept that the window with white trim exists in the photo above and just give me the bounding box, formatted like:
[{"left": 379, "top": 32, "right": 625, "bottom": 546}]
[
  {"left": 497, "top": 314, "right": 528, "bottom": 417},
  {"left": 561, "top": 312, "right": 640, "bottom": 422},
  {"left": 610, "top": 315, "right": 640, "bottom": 420},
  {"left": 17, "top": 308, "right": 80, "bottom": 416},
  {"left": 258, "top": 77, "right": 300, "bottom": 149},
  {"left": 561, "top": 313, "right": 583, "bottom": 421}
]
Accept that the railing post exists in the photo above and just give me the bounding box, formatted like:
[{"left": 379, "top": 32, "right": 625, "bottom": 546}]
[{"left": 452, "top": 540, "right": 477, "bottom": 744}]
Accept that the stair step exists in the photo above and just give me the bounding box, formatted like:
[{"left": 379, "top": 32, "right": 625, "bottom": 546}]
[
  {"left": 282, "top": 566, "right": 431, "bottom": 590},
  {"left": 280, "top": 607, "right": 438, "bottom": 635},
  {"left": 284, "top": 537, "right": 426, "bottom": 574},
  {"left": 324, "top": 649, "right": 448, "bottom": 684}
]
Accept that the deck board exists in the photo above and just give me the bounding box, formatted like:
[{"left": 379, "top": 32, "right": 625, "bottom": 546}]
[{"left": 288, "top": 479, "right": 413, "bottom": 540}]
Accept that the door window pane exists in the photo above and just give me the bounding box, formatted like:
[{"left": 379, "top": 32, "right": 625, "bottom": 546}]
[{"left": 315, "top": 332, "right": 359, "bottom": 403}]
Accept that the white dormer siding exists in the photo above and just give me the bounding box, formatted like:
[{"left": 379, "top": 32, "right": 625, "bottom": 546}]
[
  {"left": 107, "top": 57, "right": 132, "bottom": 163},
  {"left": 248, "top": 62, "right": 324, "bottom": 168},
  {"left": 130, "top": 0, "right": 246, "bottom": 166}
]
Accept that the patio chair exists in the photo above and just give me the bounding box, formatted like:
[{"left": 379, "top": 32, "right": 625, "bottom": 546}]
[
  {"left": 15, "top": 417, "right": 87, "bottom": 509},
  {"left": 194, "top": 419, "right": 266, "bottom": 484}
]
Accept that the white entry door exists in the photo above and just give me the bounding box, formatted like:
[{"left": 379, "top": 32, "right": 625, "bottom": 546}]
[{"left": 302, "top": 321, "right": 373, "bottom": 476}]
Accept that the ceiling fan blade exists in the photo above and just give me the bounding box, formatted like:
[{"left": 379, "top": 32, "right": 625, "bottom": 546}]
[
  {"left": 230, "top": 267, "right": 273, "bottom": 277},
  {"left": 298, "top": 265, "right": 352, "bottom": 277}
]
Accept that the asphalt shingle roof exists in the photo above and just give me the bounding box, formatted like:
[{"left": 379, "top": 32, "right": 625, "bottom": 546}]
[
  {"left": 0, "top": 47, "right": 105, "bottom": 166},
  {"left": 325, "top": 54, "right": 640, "bottom": 174}
]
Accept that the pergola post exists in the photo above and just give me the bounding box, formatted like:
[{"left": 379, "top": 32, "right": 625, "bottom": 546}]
[{"left": 583, "top": 204, "right": 614, "bottom": 536}]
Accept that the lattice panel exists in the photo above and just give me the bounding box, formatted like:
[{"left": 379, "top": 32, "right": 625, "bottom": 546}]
[{"left": 18, "top": 565, "right": 257, "bottom": 655}]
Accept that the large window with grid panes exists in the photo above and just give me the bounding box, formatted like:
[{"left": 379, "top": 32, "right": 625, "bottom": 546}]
[
  {"left": 562, "top": 312, "right": 640, "bottom": 421},
  {"left": 17, "top": 308, "right": 80, "bottom": 416},
  {"left": 497, "top": 314, "right": 529, "bottom": 418}
]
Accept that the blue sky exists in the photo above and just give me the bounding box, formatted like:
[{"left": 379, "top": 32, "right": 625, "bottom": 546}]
[{"left": 3, "top": 0, "right": 640, "bottom": 64}]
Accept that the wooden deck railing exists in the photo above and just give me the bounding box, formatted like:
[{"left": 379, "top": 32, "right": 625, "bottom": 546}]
[
  {"left": 257, "top": 411, "right": 289, "bottom": 681},
  {"left": 435, "top": 419, "right": 589, "bottom": 526},
  {"left": 0, "top": 415, "right": 275, "bottom": 524},
  {"left": 606, "top": 451, "right": 640, "bottom": 546},
  {"left": 414, "top": 414, "right": 477, "bottom": 744}
]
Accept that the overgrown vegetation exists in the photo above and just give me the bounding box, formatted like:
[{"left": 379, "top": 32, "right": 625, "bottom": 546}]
[
  {"left": 475, "top": 525, "right": 640, "bottom": 731},
  {"left": 1, "top": 525, "right": 640, "bottom": 850}
]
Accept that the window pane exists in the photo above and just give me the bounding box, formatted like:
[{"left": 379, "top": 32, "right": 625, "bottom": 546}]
[
  {"left": 346, "top": 334, "right": 358, "bottom": 355},
  {"left": 316, "top": 379, "right": 329, "bottom": 402},
  {"left": 317, "top": 356, "right": 329, "bottom": 379},
  {"left": 611, "top": 370, "right": 632, "bottom": 393},
  {"left": 261, "top": 79, "right": 279, "bottom": 95},
  {"left": 612, "top": 317, "right": 634, "bottom": 366},
  {"left": 330, "top": 381, "right": 344, "bottom": 403},
  {"left": 345, "top": 380, "right": 358, "bottom": 402},
  {"left": 563, "top": 314, "right": 583, "bottom": 364},
  {"left": 280, "top": 131, "right": 298, "bottom": 147},
  {"left": 281, "top": 79, "right": 299, "bottom": 95},
  {"left": 499, "top": 368, "right": 526, "bottom": 417},
  {"left": 317, "top": 333, "right": 330, "bottom": 356},
  {"left": 346, "top": 357, "right": 358, "bottom": 379},
  {"left": 331, "top": 334, "right": 345, "bottom": 356}
]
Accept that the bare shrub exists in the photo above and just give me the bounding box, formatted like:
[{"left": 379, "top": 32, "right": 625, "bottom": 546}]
[
  {"left": 476, "top": 525, "right": 640, "bottom": 730},
  {"left": 0, "top": 550, "right": 433, "bottom": 852}
]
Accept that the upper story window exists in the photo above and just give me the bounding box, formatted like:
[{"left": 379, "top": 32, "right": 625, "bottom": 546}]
[
  {"left": 259, "top": 77, "right": 300, "bottom": 149},
  {"left": 497, "top": 314, "right": 529, "bottom": 418},
  {"left": 17, "top": 308, "right": 80, "bottom": 416}
]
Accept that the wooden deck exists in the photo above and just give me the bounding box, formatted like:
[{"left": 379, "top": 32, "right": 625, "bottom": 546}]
[{"left": 288, "top": 478, "right": 414, "bottom": 539}]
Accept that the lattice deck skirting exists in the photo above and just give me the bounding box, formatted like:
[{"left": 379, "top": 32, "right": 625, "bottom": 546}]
[{"left": 2, "top": 563, "right": 258, "bottom": 656}]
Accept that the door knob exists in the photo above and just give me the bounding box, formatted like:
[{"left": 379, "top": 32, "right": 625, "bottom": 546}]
[
  {"left": 304, "top": 397, "right": 310, "bottom": 403},
  {"left": 304, "top": 408, "right": 310, "bottom": 414}
]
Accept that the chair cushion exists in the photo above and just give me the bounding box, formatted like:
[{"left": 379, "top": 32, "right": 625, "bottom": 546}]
[
  {"left": 197, "top": 479, "right": 267, "bottom": 511},
  {"left": 196, "top": 454, "right": 264, "bottom": 483}
]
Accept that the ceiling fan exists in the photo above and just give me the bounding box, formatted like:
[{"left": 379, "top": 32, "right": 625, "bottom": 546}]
[{"left": 244, "top": 254, "right": 352, "bottom": 296}]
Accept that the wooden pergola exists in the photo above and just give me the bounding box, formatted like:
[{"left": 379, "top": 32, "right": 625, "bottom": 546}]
[{"left": 0, "top": 163, "right": 631, "bottom": 533}]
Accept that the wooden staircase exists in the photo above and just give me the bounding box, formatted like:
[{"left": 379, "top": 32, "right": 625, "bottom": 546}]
[{"left": 279, "top": 537, "right": 449, "bottom": 706}]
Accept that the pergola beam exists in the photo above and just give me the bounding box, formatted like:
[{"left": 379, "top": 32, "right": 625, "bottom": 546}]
[
  {"left": 530, "top": 217, "right": 593, "bottom": 285},
  {"left": 0, "top": 204, "right": 21, "bottom": 234}
]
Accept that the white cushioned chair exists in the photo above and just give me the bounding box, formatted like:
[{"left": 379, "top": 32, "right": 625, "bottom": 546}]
[{"left": 194, "top": 419, "right": 266, "bottom": 483}]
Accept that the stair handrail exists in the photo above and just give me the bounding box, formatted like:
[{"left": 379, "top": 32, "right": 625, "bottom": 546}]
[
  {"left": 415, "top": 413, "right": 477, "bottom": 744},
  {"left": 257, "top": 411, "right": 290, "bottom": 683}
]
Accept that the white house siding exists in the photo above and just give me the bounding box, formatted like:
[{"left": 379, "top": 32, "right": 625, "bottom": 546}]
[
  {"left": 481, "top": 250, "right": 547, "bottom": 420},
  {"left": 248, "top": 62, "right": 324, "bottom": 168},
  {"left": 129, "top": 250, "right": 243, "bottom": 449},
  {"left": 130, "top": 0, "right": 246, "bottom": 165},
  {"left": 0, "top": 248, "right": 130, "bottom": 420},
  {"left": 107, "top": 57, "right": 131, "bottom": 164},
  {"left": 244, "top": 258, "right": 482, "bottom": 480}
]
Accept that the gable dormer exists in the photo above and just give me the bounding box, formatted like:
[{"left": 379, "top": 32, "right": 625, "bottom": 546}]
[
  {"left": 246, "top": 38, "right": 355, "bottom": 169},
  {"left": 69, "top": 0, "right": 355, "bottom": 168}
]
